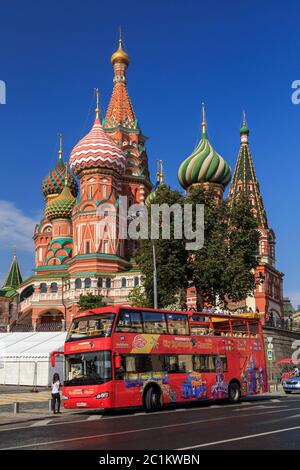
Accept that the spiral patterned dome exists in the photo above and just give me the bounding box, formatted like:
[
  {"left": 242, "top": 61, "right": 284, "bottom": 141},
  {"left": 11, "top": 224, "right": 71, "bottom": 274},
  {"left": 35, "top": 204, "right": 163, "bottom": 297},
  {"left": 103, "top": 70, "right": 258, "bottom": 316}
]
[
  {"left": 178, "top": 105, "right": 231, "bottom": 190},
  {"left": 45, "top": 185, "right": 76, "bottom": 221},
  {"left": 69, "top": 113, "right": 126, "bottom": 176},
  {"left": 42, "top": 158, "right": 78, "bottom": 199}
]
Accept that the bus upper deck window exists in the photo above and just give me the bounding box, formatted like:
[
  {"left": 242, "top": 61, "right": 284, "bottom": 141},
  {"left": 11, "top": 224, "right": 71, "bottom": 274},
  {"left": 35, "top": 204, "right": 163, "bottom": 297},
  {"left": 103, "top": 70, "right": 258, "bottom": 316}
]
[
  {"left": 166, "top": 314, "right": 189, "bottom": 335},
  {"left": 116, "top": 310, "right": 143, "bottom": 333},
  {"left": 142, "top": 312, "right": 168, "bottom": 335}
]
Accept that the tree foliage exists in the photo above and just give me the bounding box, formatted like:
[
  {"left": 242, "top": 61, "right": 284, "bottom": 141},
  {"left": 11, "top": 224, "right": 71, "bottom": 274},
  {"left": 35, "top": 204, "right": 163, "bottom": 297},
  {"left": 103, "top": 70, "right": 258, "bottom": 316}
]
[
  {"left": 136, "top": 183, "right": 259, "bottom": 311},
  {"left": 77, "top": 293, "right": 106, "bottom": 312},
  {"left": 135, "top": 185, "right": 190, "bottom": 309},
  {"left": 186, "top": 186, "right": 259, "bottom": 309}
]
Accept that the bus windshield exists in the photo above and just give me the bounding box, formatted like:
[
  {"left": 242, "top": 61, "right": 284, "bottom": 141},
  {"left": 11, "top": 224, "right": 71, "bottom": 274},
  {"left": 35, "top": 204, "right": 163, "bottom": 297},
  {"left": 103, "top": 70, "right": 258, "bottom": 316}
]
[
  {"left": 64, "top": 351, "right": 111, "bottom": 386},
  {"left": 66, "top": 314, "right": 115, "bottom": 341}
]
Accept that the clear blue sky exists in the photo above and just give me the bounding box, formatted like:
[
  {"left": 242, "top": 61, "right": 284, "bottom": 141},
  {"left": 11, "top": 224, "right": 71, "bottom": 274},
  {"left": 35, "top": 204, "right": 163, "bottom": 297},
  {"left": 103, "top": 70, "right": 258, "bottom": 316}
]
[{"left": 0, "top": 0, "right": 299, "bottom": 306}]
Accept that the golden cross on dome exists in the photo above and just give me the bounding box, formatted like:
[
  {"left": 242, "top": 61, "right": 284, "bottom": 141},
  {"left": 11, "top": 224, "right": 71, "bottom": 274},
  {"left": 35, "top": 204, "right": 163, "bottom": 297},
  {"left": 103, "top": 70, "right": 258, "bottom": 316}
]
[
  {"left": 58, "top": 132, "right": 63, "bottom": 160},
  {"left": 64, "top": 163, "right": 69, "bottom": 187},
  {"left": 201, "top": 102, "right": 207, "bottom": 136},
  {"left": 95, "top": 88, "right": 100, "bottom": 119}
]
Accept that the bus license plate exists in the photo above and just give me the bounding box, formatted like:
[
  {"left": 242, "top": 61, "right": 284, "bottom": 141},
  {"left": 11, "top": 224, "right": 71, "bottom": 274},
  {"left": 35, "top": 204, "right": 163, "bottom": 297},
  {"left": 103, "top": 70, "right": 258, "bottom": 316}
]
[{"left": 76, "top": 402, "right": 87, "bottom": 407}]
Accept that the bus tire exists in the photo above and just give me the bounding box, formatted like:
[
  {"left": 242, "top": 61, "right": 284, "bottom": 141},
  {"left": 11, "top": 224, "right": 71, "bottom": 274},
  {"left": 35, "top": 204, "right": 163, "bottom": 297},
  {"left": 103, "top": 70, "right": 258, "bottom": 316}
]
[
  {"left": 228, "top": 381, "right": 241, "bottom": 404},
  {"left": 144, "top": 385, "right": 162, "bottom": 412}
]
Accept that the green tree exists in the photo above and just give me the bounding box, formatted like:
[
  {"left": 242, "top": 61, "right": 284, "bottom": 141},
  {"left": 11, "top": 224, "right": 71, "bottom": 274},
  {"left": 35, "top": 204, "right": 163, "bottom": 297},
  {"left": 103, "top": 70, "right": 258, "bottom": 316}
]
[
  {"left": 77, "top": 293, "right": 106, "bottom": 312},
  {"left": 186, "top": 186, "right": 259, "bottom": 309},
  {"left": 136, "top": 184, "right": 190, "bottom": 309},
  {"left": 127, "top": 286, "right": 150, "bottom": 308},
  {"left": 186, "top": 185, "right": 229, "bottom": 309},
  {"left": 224, "top": 192, "right": 260, "bottom": 303}
]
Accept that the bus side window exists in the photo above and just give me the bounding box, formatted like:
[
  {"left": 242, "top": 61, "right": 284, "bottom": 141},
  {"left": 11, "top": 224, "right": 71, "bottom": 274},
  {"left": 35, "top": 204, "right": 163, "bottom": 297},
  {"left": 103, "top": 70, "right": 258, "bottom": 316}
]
[
  {"left": 166, "top": 314, "right": 189, "bottom": 335},
  {"left": 115, "top": 310, "right": 143, "bottom": 333},
  {"left": 142, "top": 312, "right": 168, "bottom": 334}
]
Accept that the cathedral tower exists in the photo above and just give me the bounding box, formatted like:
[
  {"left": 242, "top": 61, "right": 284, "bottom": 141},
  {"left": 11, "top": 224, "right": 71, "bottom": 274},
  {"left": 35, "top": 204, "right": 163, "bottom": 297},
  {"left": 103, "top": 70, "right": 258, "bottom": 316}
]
[{"left": 228, "top": 112, "right": 284, "bottom": 320}]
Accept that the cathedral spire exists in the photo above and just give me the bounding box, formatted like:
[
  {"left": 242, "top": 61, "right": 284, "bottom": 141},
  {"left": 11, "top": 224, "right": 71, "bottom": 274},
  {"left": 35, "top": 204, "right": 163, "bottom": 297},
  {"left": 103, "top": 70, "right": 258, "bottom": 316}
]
[
  {"left": 201, "top": 102, "right": 207, "bottom": 138},
  {"left": 95, "top": 87, "right": 100, "bottom": 121},
  {"left": 104, "top": 31, "right": 136, "bottom": 130},
  {"left": 228, "top": 112, "right": 268, "bottom": 228},
  {"left": 2, "top": 248, "right": 23, "bottom": 289},
  {"left": 156, "top": 159, "right": 164, "bottom": 185},
  {"left": 240, "top": 110, "right": 249, "bottom": 144},
  {"left": 58, "top": 133, "right": 63, "bottom": 160}
]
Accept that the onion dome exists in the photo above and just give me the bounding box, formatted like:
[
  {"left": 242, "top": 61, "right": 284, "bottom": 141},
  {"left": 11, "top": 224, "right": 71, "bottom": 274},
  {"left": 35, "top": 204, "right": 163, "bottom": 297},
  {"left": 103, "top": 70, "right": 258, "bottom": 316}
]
[
  {"left": 42, "top": 134, "right": 78, "bottom": 199},
  {"left": 178, "top": 104, "right": 231, "bottom": 190},
  {"left": 45, "top": 171, "right": 76, "bottom": 221},
  {"left": 111, "top": 31, "right": 130, "bottom": 67},
  {"left": 145, "top": 160, "right": 165, "bottom": 206},
  {"left": 69, "top": 89, "right": 126, "bottom": 176}
]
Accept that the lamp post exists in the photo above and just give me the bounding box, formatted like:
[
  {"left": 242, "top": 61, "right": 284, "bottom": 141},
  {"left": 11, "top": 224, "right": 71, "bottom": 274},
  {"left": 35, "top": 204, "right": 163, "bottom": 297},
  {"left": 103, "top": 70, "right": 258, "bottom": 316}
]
[{"left": 152, "top": 240, "right": 158, "bottom": 309}]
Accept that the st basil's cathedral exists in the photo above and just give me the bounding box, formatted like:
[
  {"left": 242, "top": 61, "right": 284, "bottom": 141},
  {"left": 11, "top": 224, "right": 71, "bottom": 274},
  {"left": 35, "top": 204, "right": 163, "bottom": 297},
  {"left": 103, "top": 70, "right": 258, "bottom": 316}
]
[{"left": 0, "top": 35, "right": 283, "bottom": 331}]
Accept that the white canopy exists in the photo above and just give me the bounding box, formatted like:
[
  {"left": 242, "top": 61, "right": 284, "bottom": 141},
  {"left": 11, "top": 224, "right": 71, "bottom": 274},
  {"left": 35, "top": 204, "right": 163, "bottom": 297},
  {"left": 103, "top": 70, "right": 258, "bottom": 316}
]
[{"left": 0, "top": 332, "right": 67, "bottom": 386}]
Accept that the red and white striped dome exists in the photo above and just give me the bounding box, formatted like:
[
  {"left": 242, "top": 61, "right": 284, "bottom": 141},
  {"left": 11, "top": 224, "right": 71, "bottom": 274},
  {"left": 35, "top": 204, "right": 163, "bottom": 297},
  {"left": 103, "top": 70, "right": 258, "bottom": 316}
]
[{"left": 69, "top": 116, "right": 126, "bottom": 176}]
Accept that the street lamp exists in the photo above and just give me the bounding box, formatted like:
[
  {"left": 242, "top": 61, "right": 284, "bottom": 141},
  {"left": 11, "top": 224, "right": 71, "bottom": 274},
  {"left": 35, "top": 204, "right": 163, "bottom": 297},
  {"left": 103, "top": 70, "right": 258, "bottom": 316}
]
[{"left": 152, "top": 240, "right": 158, "bottom": 309}]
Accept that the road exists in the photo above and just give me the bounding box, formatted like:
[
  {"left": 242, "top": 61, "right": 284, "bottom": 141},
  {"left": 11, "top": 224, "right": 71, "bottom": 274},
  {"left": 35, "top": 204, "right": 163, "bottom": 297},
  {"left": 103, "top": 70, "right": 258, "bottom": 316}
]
[{"left": 0, "top": 395, "right": 300, "bottom": 450}]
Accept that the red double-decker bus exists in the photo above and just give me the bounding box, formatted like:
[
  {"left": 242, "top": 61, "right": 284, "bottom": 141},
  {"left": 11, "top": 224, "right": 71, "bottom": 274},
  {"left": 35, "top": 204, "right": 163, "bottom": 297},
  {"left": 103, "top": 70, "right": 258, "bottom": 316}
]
[{"left": 58, "top": 306, "right": 267, "bottom": 412}]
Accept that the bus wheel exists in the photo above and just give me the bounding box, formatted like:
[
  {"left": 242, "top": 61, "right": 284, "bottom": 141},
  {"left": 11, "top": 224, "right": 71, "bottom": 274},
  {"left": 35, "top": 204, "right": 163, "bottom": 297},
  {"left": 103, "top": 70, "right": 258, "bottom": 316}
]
[
  {"left": 144, "top": 386, "right": 162, "bottom": 412},
  {"left": 228, "top": 382, "right": 240, "bottom": 404}
]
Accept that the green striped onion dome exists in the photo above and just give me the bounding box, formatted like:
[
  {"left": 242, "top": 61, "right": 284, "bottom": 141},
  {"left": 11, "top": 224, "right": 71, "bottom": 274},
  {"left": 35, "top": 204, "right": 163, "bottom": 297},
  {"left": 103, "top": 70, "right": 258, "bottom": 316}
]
[
  {"left": 145, "top": 186, "right": 159, "bottom": 207},
  {"left": 178, "top": 107, "right": 231, "bottom": 190},
  {"left": 42, "top": 159, "right": 78, "bottom": 199},
  {"left": 45, "top": 185, "right": 76, "bottom": 220}
]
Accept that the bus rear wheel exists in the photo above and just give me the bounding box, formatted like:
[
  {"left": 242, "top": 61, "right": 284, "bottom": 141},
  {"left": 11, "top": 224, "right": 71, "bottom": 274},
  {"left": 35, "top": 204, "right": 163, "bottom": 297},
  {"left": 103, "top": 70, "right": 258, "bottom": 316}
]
[
  {"left": 228, "top": 382, "right": 241, "bottom": 404},
  {"left": 144, "top": 386, "right": 162, "bottom": 412}
]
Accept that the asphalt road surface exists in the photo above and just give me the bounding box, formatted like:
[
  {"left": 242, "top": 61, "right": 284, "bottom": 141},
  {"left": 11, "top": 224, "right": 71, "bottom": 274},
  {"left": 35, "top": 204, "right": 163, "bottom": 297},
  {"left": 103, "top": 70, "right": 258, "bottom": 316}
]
[{"left": 0, "top": 395, "right": 300, "bottom": 450}]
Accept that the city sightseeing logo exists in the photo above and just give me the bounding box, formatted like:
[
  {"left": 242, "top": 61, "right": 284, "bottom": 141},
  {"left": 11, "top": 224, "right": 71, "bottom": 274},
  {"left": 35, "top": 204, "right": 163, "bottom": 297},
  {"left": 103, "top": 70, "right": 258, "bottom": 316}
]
[{"left": 0, "top": 80, "right": 6, "bottom": 104}]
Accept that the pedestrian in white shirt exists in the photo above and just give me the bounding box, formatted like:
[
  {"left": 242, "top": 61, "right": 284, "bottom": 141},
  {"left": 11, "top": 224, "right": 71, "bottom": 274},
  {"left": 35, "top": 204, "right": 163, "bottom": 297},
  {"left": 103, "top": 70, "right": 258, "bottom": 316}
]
[{"left": 51, "top": 373, "right": 61, "bottom": 414}]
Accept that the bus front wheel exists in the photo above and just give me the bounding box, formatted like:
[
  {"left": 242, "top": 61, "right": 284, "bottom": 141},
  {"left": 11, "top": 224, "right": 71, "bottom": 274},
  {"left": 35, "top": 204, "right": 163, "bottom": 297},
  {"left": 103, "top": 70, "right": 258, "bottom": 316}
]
[
  {"left": 144, "top": 386, "right": 162, "bottom": 412},
  {"left": 228, "top": 382, "right": 241, "bottom": 404}
]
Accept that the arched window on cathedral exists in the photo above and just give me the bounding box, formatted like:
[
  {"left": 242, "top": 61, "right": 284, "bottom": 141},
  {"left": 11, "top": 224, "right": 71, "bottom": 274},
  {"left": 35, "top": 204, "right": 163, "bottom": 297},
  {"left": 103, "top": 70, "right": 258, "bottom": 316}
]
[
  {"left": 97, "top": 277, "right": 103, "bottom": 288},
  {"left": 134, "top": 276, "right": 139, "bottom": 287},
  {"left": 50, "top": 282, "right": 58, "bottom": 293},
  {"left": 40, "top": 283, "right": 47, "bottom": 293},
  {"left": 75, "top": 279, "right": 82, "bottom": 290},
  {"left": 106, "top": 278, "right": 111, "bottom": 288},
  {"left": 121, "top": 277, "right": 126, "bottom": 288},
  {"left": 86, "top": 242, "right": 90, "bottom": 254},
  {"left": 84, "top": 278, "right": 91, "bottom": 289}
]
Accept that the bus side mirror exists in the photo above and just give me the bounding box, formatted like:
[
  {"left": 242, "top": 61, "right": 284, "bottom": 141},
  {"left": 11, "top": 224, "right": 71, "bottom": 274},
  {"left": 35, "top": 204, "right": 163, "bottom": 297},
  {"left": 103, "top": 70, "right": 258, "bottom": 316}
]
[
  {"left": 114, "top": 354, "right": 121, "bottom": 369},
  {"left": 51, "top": 352, "right": 56, "bottom": 368},
  {"left": 50, "top": 351, "right": 62, "bottom": 368}
]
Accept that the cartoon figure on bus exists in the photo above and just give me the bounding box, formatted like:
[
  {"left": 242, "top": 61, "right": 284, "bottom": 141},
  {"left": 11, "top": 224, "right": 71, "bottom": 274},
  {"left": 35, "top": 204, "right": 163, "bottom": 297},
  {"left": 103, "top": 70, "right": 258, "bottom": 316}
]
[
  {"left": 211, "top": 356, "right": 228, "bottom": 398},
  {"left": 241, "top": 356, "right": 266, "bottom": 396},
  {"left": 182, "top": 372, "right": 207, "bottom": 400},
  {"left": 124, "top": 371, "right": 169, "bottom": 388}
]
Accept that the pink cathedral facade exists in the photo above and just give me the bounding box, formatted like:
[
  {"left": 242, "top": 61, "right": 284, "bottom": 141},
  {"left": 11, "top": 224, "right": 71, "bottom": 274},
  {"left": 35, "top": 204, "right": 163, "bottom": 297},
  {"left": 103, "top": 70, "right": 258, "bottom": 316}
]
[{"left": 17, "top": 37, "right": 152, "bottom": 330}]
